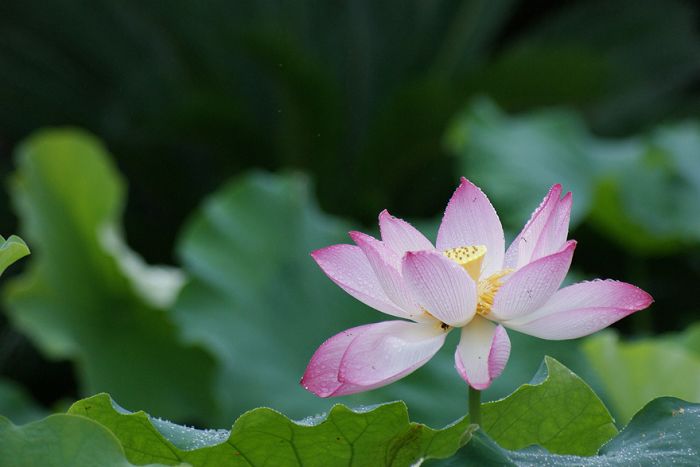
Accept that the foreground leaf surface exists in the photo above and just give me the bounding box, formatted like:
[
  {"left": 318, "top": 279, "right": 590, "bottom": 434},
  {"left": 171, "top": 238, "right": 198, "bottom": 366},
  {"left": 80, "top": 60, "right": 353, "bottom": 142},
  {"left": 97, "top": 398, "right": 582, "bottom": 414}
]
[
  {"left": 0, "top": 414, "right": 166, "bottom": 467},
  {"left": 69, "top": 393, "right": 473, "bottom": 467},
  {"left": 437, "top": 397, "right": 700, "bottom": 466},
  {"left": 583, "top": 330, "right": 700, "bottom": 424},
  {"left": 3, "top": 129, "right": 216, "bottom": 421},
  {"left": 480, "top": 356, "right": 616, "bottom": 455}
]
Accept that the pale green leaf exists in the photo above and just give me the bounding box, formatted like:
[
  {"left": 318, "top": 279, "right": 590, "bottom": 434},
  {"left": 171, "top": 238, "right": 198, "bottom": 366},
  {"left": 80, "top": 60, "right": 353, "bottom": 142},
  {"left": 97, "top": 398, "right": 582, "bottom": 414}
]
[{"left": 583, "top": 330, "right": 700, "bottom": 424}]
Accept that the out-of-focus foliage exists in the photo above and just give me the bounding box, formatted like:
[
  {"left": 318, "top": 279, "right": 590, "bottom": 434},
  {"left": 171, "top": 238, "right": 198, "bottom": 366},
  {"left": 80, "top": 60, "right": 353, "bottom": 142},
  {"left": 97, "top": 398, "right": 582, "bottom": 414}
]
[
  {"left": 583, "top": 327, "right": 700, "bottom": 424},
  {"left": 447, "top": 99, "right": 700, "bottom": 255},
  {"left": 0, "top": 379, "right": 45, "bottom": 425},
  {"left": 437, "top": 397, "right": 700, "bottom": 467},
  {"left": 3, "top": 130, "right": 217, "bottom": 422},
  {"left": 1, "top": 0, "right": 698, "bottom": 245}
]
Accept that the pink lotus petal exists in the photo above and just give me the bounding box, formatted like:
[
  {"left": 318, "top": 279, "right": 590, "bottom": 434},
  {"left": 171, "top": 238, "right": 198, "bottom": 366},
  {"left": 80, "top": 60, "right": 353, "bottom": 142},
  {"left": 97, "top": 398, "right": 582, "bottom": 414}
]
[
  {"left": 338, "top": 320, "right": 447, "bottom": 387},
  {"left": 402, "top": 250, "right": 477, "bottom": 327},
  {"left": 300, "top": 324, "right": 375, "bottom": 397},
  {"left": 350, "top": 231, "right": 422, "bottom": 318},
  {"left": 455, "top": 317, "right": 511, "bottom": 390},
  {"left": 311, "top": 244, "right": 409, "bottom": 318},
  {"left": 379, "top": 210, "right": 434, "bottom": 256},
  {"left": 504, "top": 280, "right": 653, "bottom": 339},
  {"left": 491, "top": 240, "right": 577, "bottom": 321},
  {"left": 504, "top": 185, "right": 572, "bottom": 270},
  {"left": 436, "top": 177, "right": 505, "bottom": 277}
]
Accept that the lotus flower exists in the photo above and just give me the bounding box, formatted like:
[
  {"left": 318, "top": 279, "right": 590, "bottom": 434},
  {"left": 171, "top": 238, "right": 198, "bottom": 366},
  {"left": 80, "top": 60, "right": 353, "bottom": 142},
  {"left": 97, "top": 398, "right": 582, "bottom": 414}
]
[{"left": 301, "top": 178, "right": 652, "bottom": 397}]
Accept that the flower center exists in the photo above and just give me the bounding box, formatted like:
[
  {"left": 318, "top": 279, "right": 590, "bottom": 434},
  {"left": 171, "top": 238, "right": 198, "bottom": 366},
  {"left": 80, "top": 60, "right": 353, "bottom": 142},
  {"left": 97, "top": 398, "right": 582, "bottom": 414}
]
[
  {"left": 444, "top": 245, "right": 486, "bottom": 281},
  {"left": 444, "top": 245, "right": 512, "bottom": 317}
]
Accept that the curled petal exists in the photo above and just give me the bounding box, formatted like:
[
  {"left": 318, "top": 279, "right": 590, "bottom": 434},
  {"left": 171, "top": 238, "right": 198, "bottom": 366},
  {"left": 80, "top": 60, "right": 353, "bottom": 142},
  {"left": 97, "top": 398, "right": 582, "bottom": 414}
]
[
  {"left": 378, "top": 210, "right": 434, "bottom": 256},
  {"left": 504, "top": 280, "right": 653, "bottom": 340},
  {"left": 504, "top": 185, "right": 572, "bottom": 270},
  {"left": 337, "top": 321, "right": 447, "bottom": 388},
  {"left": 311, "top": 244, "right": 408, "bottom": 318},
  {"left": 350, "top": 231, "right": 422, "bottom": 318},
  {"left": 402, "top": 250, "right": 477, "bottom": 327},
  {"left": 301, "top": 324, "right": 374, "bottom": 397},
  {"left": 436, "top": 177, "right": 505, "bottom": 277},
  {"left": 455, "top": 317, "right": 511, "bottom": 390},
  {"left": 491, "top": 240, "right": 576, "bottom": 321}
]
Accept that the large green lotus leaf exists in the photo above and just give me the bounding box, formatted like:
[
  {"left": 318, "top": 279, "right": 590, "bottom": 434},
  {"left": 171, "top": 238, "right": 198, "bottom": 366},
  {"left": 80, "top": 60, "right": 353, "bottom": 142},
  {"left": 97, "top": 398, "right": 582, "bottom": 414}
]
[
  {"left": 0, "top": 234, "right": 29, "bottom": 276},
  {"left": 171, "top": 171, "right": 590, "bottom": 426},
  {"left": 447, "top": 99, "right": 700, "bottom": 254},
  {"left": 480, "top": 357, "right": 616, "bottom": 456},
  {"left": 0, "top": 413, "right": 171, "bottom": 467},
  {"left": 582, "top": 330, "right": 700, "bottom": 425},
  {"left": 2, "top": 129, "right": 216, "bottom": 422},
  {"left": 435, "top": 397, "right": 700, "bottom": 466},
  {"left": 68, "top": 393, "right": 473, "bottom": 467}
]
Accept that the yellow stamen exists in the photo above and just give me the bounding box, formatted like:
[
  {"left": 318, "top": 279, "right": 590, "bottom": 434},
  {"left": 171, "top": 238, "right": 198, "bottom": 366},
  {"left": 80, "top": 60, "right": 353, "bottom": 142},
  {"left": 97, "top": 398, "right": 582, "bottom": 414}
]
[
  {"left": 476, "top": 269, "right": 513, "bottom": 316},
  {"left": 444, "top": 245, "right": 486, "bottom": 281}
]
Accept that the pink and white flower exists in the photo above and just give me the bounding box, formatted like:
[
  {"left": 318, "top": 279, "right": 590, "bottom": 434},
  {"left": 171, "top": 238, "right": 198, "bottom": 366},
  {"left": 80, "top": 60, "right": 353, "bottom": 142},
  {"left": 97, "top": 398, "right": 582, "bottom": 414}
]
[{"left": 301, "top": 178, "right": 653, "bottom": 396}]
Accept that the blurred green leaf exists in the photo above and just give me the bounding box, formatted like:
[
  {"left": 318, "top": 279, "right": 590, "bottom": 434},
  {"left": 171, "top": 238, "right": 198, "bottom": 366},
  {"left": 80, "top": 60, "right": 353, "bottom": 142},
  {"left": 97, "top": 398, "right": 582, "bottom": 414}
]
[
  {"left": 582, "top": 330, "right": 700, "bottom": 424},
  {"left": 436, "top": 397, "right": 700, "bottom": 466},
  {"left": 448, "top": 99, "right": 700, "bottom": 254},
  {"left": 69, "top": 393, "right": 473, "bottom": 467},
  {"left": 0, "top": 413, "right": 159, "bottom": 467},
  {"left": 0, "top": 234, "right": 29, "bottom": 276},
  {"left": 0, "top": 378, "right": 45, "bottom": 424},
  {"left": 3, "top": 129, "right": 216, "bottom": 422},
  {"left": 481, "top": 357, "right": 616, "bottom": 456}
]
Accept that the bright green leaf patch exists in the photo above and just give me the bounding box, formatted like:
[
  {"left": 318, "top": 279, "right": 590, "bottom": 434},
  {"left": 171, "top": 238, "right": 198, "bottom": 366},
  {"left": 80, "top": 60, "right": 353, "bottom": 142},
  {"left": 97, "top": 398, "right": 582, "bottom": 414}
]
[
  {"left": 68, "top": 393, "right": 474, "bottom": 467},
  {"left": 583, "top": 330, "right": 700, "bottom": 424},
  {"left": 438, "top": 397, "right": 700, "bottom": 466},
  {"left": 480, "top": 356, "right": 617, "bottom": 455},
  {"left": 0, "top": 234, "right": 29, "bottom": 276}
]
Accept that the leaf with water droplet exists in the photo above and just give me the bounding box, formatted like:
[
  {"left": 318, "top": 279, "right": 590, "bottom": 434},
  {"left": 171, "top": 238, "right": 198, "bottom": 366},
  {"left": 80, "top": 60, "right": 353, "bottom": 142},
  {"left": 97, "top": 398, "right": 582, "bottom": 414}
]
[{"left": 68, "top": 393, "right": 474, "bottom": 466}]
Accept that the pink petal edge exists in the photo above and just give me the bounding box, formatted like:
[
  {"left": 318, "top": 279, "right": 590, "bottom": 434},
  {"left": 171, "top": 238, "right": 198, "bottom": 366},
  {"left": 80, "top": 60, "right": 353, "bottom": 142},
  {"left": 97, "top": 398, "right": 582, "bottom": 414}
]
[
  {"left": 311, "top": 244, "right": 408, "bottom": 318},
  {"left": 402, "top": 250, "right": 477, "bottom": 327},
  {"left": 454, "top": 319, "right": 511, "bottom": 390},
  {"left": 491, "top": 240, "right": 577, "bottom": 321},
  {"left": 436, "top": 177, "right": 505, "bottom": 277},
  {"left": 300, "top": 324, "right": 375, "bottom": 397},
  {"left": 337, "top": 320, "right": 447, "bottom": 388},
  {"left": 504, "top": 184, "right": 571, "bottom": 270},
  {"left": 378, "top": 209, "right": 434, "bottom": 256},
  {"left": 503, "top": 279, "right": 653, "bottom": 340},
  {"left": 349, "top": 231, "right": 422, "bottom": 318}
]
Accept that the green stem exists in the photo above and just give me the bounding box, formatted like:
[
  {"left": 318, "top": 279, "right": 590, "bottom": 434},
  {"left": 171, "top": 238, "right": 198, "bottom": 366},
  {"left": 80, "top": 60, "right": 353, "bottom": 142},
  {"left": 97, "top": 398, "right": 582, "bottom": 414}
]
[{"left": 469, "top": 386, "right": 482, "bottom": 425}]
